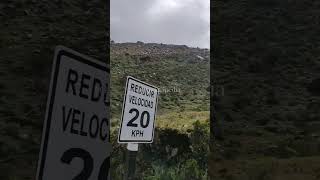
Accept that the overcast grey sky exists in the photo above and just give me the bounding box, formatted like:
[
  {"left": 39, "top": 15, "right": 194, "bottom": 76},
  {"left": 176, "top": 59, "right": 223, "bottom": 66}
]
[{"left": 111, "top": 0, "right": 210, "bottom": 48}]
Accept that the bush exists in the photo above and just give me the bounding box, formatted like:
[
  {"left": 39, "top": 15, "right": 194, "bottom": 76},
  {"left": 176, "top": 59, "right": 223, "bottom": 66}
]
[
  {"left": 179, "top": 159, "right": 206, "bottom": 180},
  {"left": 144, "top": 159, "right": 207, "bottom": 180},
  {"left": 111, "top": 120, "right": 209, "bottom": 179},
  {"left": 190, "top": 121, "right": 209, "bottom": 169}
]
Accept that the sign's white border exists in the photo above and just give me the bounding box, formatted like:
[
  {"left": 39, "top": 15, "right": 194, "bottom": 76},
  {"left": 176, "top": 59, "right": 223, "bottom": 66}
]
[
  {"left": 118, "top": 76, "right": 159, "bottom": 143},
  {"left": 36, "top": 46, "right": 110, "bottom": 180}
]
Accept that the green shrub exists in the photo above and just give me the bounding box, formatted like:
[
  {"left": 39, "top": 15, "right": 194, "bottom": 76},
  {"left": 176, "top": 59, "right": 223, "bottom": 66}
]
[
  {"left": 144, "top": 159, "right": 207, "bottom": 180},
  {"left": 190, "top": 120, "right": 209, "bottom": 169}
]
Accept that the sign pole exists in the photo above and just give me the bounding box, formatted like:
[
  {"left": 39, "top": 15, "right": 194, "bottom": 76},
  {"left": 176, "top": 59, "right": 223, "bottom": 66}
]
[
  {"left": 124, "top": 143, "right": 138, "bottom": 180},
  {"left": 118, "top": 77, "right": 158, "bottom": 179}
]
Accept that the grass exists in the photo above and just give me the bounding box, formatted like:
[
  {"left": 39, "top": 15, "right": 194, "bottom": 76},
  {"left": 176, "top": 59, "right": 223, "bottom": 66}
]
[
  {"left": 156, "top": 111, "right": 209, "bottom": 133},
  {"left": 111, "top": 110, "right": 209, "bottom": 134}
]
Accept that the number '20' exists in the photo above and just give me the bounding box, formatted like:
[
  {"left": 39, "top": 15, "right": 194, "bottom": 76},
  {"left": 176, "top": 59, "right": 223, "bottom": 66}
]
[
  {"left": 127, "top": 108, "right": 150, "bottom": 128},
  {"left": 60, "top": 148, "right": 109, "bottom": 180}
]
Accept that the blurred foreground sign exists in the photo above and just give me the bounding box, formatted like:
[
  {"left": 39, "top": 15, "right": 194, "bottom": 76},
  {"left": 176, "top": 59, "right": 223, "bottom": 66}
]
[
  {"left": 36, "top": 46, "right": 111, "bottom": 180},
  {"left": 118, "top": 76, "right": 159, "bottom": 143}
]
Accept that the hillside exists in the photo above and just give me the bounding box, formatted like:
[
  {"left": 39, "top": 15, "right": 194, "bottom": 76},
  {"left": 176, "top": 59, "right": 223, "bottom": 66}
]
[
  {"left": 110, "top": 42, "right": 210, "bottom": 179},
  {"left": 110, "top": 42, "right": 210, "bottom": 129},
  {"left": 210, "top": 0, "right": 320, "bottom": 179}
]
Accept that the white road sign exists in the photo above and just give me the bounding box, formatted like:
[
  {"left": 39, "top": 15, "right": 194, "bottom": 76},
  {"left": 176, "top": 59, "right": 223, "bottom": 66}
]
[
  {"left": 36, "top": 46, "right": 111, "bottom": 180},
  {"left": 118, "top": 76, "right": 159, "bottom": 143}
]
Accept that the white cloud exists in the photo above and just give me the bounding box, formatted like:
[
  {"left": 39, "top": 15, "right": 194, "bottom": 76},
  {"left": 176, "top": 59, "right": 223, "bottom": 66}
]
[
  {"left": 147, "top": 0, "right": 186, "bottom": 17},
  {"left": 111, "top": 0, "right": 210, "bottom": 48}
]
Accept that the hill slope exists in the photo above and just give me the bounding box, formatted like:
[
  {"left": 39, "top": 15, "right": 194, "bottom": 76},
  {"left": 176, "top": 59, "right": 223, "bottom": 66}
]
[
  {"left": 110, "top": 42, "right": 210, "bottom": 179},
  {"left": 110, "top": 42, "right": 210, "bottom": 129}
]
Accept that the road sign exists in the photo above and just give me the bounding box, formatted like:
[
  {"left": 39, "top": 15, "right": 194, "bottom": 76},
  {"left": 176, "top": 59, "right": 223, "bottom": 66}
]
[
  {"left": 36, "top": 46, "right": 111, "bottom": 180},
  {"left": 118, "top": 76, "right": 159, "bottom": 143}
]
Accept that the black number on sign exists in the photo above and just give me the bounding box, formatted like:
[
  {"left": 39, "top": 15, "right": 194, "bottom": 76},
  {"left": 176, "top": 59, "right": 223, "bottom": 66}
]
[
  {"left": 127, "top": 108, "right": 139, "bottom": 127},
  {"left": 98, "top": 156, "right": 110, "bottom": 180},
  {"left": 61, "top": 148, "right": 110, "bottom": 180},
  {"left": 127, "top": 108, "right": 150, "bottom": 128},
  {"left": 140, "top": 111, "right": 150, "bottom": 128},
  {"left": 60, "top": 148, "right": 93, "bottom": 180}
]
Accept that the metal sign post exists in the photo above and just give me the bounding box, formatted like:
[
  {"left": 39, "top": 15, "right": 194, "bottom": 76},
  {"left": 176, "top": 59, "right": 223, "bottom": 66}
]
[{"left": 124, "top": 143, "right": 139, "bottom": 180}]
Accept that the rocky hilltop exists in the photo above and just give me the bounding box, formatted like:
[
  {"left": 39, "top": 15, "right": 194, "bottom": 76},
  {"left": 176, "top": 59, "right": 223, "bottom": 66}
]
[{"left": 111, "top": 41, "right": 209, "bottom": 63}]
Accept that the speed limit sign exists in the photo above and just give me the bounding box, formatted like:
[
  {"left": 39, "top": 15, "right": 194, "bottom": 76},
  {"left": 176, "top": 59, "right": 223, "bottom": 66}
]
[
  {"left": 36, "top": 46, "right": 111, "bottom": 180},
  {"left": 118, "top": 76, "right": 159, "bottom": 143}
]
